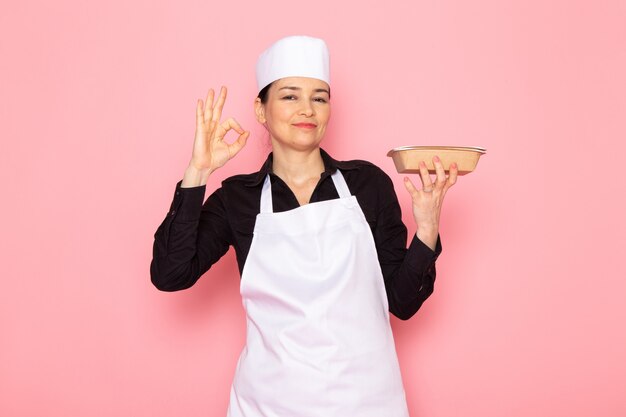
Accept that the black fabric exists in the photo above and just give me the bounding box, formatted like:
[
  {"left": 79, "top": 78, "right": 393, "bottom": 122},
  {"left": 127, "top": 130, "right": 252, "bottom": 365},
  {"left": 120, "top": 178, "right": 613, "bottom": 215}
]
[{"left": 150, "top": 148, "right": 443, "bottom": 320}]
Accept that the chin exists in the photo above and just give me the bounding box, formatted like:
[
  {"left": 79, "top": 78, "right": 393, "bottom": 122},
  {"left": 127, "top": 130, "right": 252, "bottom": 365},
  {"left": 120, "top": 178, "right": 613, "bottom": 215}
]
[
  {"left": 292, "top": 140, "right": 324, "bottom": 151},
  {"left": 274, "top": 137, "right": 324, "bottom": 152}
]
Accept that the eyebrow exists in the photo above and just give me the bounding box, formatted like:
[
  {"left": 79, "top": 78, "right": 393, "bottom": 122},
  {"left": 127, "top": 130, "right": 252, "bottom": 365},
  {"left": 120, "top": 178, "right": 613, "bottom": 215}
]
[{"left": 278, "top": 86, "right": 330, "bottom": 94}]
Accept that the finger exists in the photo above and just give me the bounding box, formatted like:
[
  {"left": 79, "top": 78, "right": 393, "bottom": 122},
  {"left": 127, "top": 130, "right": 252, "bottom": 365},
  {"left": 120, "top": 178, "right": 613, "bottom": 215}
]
[
  {"left": 418, "top": 161, "right": 433, "bottom": 190},
  {"left": 220, "top": 117, "right": 245, "bottom": 135},
  {"left": 433, "top": 155, "right": 446, "bottom": 189},
  {"left": 403, "top": 176, "right": 420, "bottom": 200},
  {"left": 207, "top": 119, "right": 218, "bottom": 139},
  {"left": 228, "top": 131, "right": 250, "bottom": 159},
  {"left": 443, "top": 162, "right": 459, "bottom": 193},
  {"left": 196, "top": 99, "right": 204, "bottom": 129},
  {"left": 203, "top": 88, "right": 215, "bottom": 123},
  {"left": 212, "top": 86, "right": 227, "bottom": 123}
]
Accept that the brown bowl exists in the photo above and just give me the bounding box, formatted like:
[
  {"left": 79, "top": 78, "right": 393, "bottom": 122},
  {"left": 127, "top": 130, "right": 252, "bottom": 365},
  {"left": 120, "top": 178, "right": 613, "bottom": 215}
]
[{"left": 387, "top": 146, "right": 486, "bottom": 175}]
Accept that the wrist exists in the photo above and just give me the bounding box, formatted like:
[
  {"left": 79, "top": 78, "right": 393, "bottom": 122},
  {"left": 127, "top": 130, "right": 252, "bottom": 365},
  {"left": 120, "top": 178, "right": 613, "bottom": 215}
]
[
  {"left": 181, "top": 165, "right": 212, "bottom": 187},
  {"left": 416, "top": 228, "right": 438, "bottom": 251},
  {"left": 416, "top": 222, "right": 438, "bottom": 236}
]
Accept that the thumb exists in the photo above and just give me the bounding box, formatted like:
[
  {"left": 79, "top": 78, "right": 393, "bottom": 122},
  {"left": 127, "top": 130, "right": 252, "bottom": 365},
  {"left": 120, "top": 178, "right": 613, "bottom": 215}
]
[
  {"left": 228, "top": 131, "right": 249, "bottom": 159},
  {"left": 403, "top": 176, "right": 419, "bottom": 199}
]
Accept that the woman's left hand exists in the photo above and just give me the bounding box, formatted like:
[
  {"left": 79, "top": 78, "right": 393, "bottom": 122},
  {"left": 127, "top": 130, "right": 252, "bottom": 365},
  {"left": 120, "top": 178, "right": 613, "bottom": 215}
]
[{"left": 403, "top": 155, "right": 458, "bottom": 251}]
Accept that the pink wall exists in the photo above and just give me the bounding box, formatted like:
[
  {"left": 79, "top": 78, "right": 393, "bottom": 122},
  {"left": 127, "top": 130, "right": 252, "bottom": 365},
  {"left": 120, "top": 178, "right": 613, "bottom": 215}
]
[{"left": 2, "top": 0, "right": 625, "bottom": 416}]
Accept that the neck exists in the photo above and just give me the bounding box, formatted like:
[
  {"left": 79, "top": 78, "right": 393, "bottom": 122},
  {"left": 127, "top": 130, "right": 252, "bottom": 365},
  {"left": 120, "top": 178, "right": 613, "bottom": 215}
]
[{"left": 271, "top": 145, "right": 325, "bottom": 186}]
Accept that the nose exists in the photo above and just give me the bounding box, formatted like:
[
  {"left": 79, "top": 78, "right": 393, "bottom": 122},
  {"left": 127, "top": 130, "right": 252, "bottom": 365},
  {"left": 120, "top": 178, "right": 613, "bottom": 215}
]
[{"left": 299, "top": 100, "right": 314, "bottom": 117}]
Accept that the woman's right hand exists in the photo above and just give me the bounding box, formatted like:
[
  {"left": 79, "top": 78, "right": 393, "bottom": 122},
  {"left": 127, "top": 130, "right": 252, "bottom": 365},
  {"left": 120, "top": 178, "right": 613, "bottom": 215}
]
[{"left": 183, "top": 86, "right": 249, "bottom": 186}]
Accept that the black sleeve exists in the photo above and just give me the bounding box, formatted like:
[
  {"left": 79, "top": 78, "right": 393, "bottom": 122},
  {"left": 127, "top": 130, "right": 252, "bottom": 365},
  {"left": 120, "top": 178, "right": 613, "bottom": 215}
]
[
  {"left": 150, "top": 180, "right": 233, "bottom": 291},
  {"left": 373, "top": 170, "right": 443, "bottom": 320}
]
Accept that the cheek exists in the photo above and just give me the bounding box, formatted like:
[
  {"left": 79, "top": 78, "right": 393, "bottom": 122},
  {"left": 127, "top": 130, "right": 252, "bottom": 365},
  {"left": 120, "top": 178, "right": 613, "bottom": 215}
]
[
  {"left": 318, "top": 107, "right": 331, "bottom": 125},
  {"left": 269, "top": 105, "right": 292, "bottom": 124}
]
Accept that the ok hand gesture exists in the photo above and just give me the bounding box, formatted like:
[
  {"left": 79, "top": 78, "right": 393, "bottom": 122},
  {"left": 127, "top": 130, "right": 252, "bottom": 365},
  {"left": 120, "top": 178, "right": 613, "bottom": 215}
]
[{"left": 187, "top": 86, "right": 250, "bottom": 178}]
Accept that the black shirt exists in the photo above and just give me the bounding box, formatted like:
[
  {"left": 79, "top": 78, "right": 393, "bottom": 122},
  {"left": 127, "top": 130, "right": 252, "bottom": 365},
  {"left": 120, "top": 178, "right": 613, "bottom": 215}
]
[{"left": 150, "top": 148, "right": 443, "bottom": 320}]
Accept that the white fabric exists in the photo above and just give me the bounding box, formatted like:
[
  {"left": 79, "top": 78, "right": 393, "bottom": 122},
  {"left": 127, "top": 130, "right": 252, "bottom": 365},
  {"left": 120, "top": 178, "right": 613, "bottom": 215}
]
[
  {"left": 256, "top": 35, "right": 330, "bottom": 93},
  {"left": 226, "top": 169, "right": 410, "bottom": 417}
]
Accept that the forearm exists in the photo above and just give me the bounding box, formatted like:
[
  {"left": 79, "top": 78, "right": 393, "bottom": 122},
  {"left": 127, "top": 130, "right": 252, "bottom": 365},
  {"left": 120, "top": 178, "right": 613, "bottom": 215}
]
[
  {"left": 384, "top": 233, "right": 442, "bottom": 320},
  {"left": 150, "top": 180, "right": 207, "bottom": 291},
  {"left": 151, "top": 221, "right": 205, "bottom": 291},
  {"left": 373, "top": 167, "right": 443, "bottom": 320},
  {"left": 150, "top": 180, "right": 231, "bottom": 291}
]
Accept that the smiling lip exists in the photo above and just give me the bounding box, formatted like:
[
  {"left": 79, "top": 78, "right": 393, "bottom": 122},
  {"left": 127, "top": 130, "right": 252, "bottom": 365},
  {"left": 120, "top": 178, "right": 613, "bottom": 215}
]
[{"left": 293, "top": 123, "right": 317, "bottom": 129}]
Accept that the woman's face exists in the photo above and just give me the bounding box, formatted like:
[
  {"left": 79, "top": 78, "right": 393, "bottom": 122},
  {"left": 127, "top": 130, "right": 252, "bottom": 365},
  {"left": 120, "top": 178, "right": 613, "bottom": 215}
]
[{"left": 255, "top": 76, "right": 331, "bottom": 152}]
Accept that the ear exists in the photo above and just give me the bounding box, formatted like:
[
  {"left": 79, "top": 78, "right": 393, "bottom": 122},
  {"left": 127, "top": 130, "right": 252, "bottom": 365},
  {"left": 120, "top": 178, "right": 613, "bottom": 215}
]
[{"left": 254, "top": 98, "right": 266, "bottom": 124}]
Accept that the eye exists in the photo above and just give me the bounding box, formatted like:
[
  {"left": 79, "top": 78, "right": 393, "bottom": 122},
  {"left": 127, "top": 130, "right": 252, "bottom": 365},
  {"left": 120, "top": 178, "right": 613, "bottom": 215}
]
[
  {"left": 314, "top": 97, "right": 328, "bottom": 103},
  {"left": 282, "top": 95, "right": 297, "bottom": 100}
]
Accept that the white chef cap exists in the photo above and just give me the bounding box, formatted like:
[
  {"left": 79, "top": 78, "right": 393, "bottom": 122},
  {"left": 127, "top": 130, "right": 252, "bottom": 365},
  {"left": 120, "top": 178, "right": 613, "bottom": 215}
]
[{"left": 255, "top": 35, "right": 330, "bottom": 93}]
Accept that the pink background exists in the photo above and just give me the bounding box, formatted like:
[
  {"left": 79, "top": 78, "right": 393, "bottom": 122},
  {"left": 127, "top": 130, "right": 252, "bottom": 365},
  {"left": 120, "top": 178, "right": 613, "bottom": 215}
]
[{"left": 2, "top": 0, "right": 625, "bottom": 416}]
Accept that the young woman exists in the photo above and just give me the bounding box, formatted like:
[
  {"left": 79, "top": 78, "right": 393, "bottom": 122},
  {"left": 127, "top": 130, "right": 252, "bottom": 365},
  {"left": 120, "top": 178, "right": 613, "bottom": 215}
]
[{"left": 151, "top": 35, "right": 458, "bottom": 417}]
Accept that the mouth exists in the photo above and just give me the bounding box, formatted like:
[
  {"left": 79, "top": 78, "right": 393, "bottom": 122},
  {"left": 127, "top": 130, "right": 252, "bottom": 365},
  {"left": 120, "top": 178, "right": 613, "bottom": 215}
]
[{"left": 292, "top": 123, "right": 317, "bottom": 129}]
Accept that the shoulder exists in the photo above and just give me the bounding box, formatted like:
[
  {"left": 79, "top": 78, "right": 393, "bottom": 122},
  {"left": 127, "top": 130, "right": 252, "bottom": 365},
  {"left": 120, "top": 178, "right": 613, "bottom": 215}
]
[
  {"left": 337, "top": 158, "right": 394, "bottom": 188},
  {"left": 216, "top": 172, "right": 263, "bottom": 208},
  {"left": 221, "top": 172, "right": 262, "bottom": 187},
  {"left": 323, "top": 148, "right": 386, "bottom": 179},
  {"left": 337, "top": 158, "right": 400, "bottom": 222},
  {"left": 201, "top": 172, "right": 261, "bottom": 228},
  {"left": 212, "top": 169, "right": 263, "bottom": 216},
  {"left": 337, "top": 158, "right": 398, "bottom": 210}
]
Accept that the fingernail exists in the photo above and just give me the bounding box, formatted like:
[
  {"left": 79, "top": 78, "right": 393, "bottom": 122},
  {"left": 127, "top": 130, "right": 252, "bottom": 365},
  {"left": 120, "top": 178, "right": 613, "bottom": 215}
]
[
  {"left": 434, "top": 155, "right": 440, "bottom": 162},
  {"left": 419, "top": 161, "right": 426, "bottom": 167}
]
